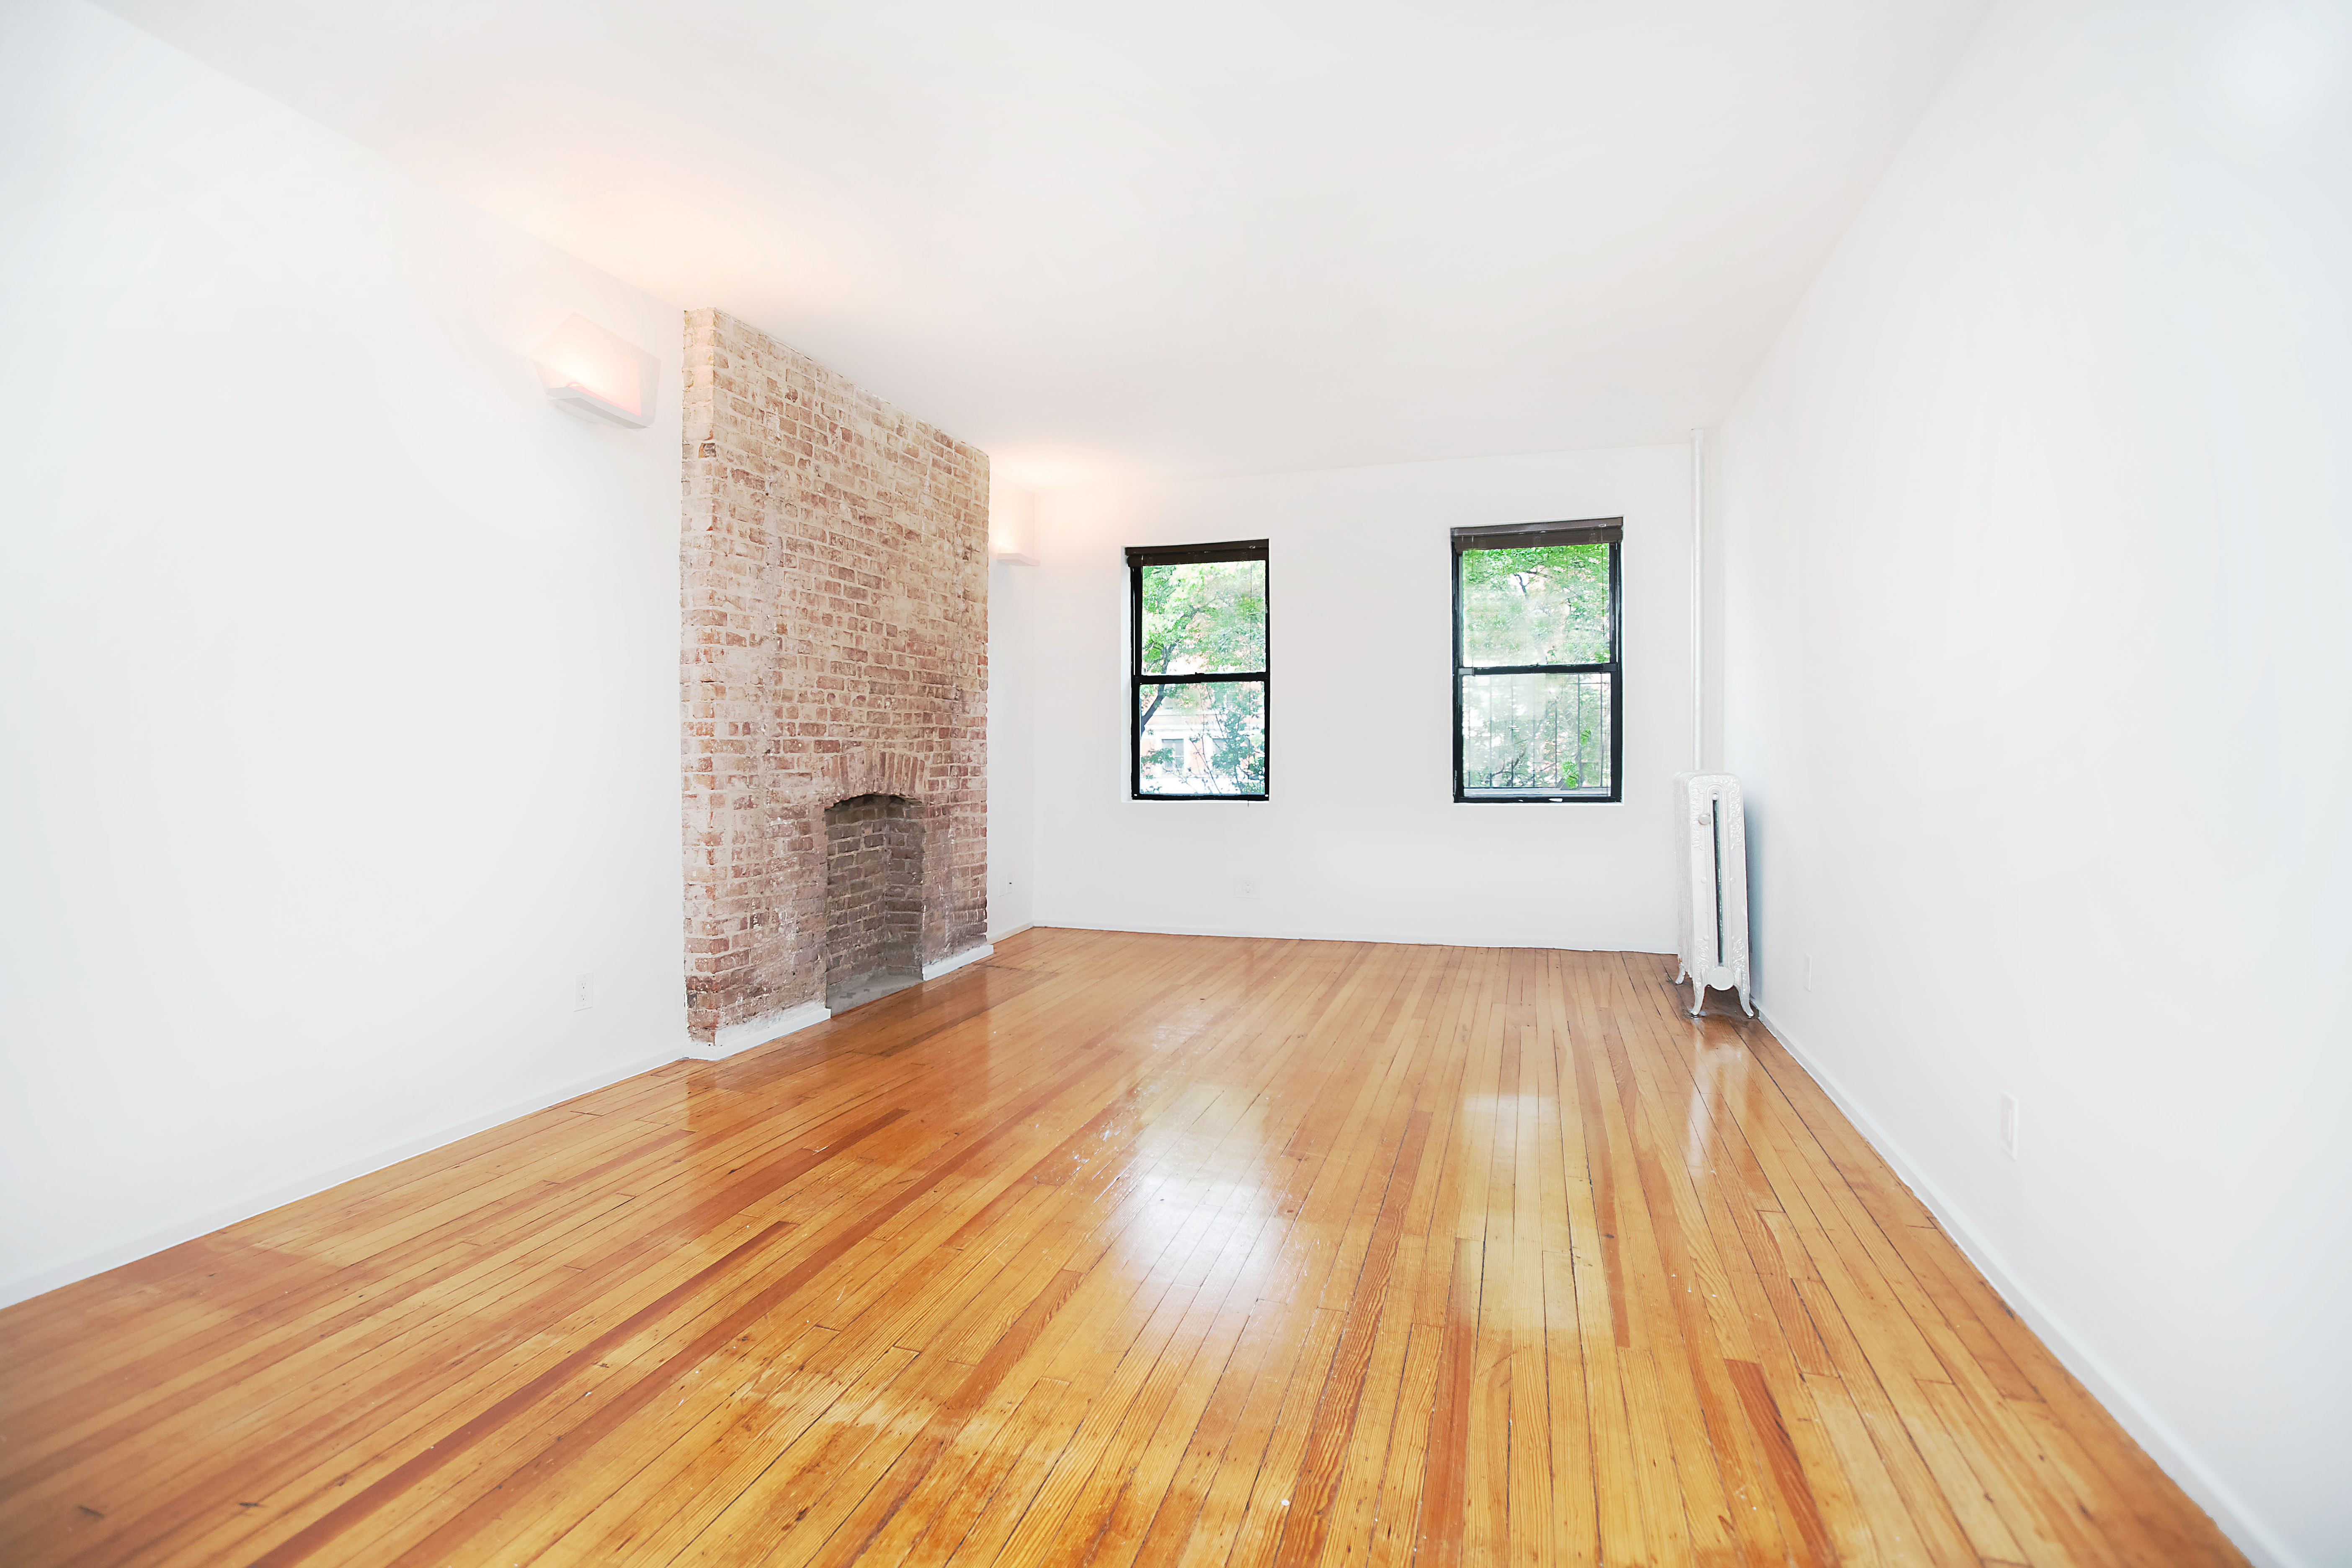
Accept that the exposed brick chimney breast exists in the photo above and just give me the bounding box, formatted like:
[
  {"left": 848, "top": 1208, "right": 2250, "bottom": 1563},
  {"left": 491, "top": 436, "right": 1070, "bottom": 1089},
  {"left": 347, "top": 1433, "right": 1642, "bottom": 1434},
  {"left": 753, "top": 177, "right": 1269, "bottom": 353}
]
[{"left": 680, "top": 309, "right": 988, "bottom": 1043}]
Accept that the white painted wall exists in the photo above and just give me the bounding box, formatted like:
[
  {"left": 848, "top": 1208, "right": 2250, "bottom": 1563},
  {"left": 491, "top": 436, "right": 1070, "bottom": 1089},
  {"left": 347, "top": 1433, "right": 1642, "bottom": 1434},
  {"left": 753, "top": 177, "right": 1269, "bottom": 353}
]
[
  {"left": 987, "top": 473, "right": 1041, "bottom": 940},
  {"left": 1716, "top": 3, "right": 2352, "bottom": 1564},
  {"left": 0, "top": 1, "right": 688, "bottom": 1305},
  {"left": 987, "top": 557, "right": 1038, "bottom": 940},
  {"left": 1027, "top": 446, "right": 1692, "bottom": 949}
]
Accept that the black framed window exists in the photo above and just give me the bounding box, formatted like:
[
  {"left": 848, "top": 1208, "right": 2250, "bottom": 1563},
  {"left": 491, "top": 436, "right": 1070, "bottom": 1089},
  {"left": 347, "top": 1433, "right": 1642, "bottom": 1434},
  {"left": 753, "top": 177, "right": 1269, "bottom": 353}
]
[
  {"left": 1452, "top": 518, "right": 1622, "bottom": 802},
  {"left": 1128, "top": 539, "right": 1268, "bottom": 799}
]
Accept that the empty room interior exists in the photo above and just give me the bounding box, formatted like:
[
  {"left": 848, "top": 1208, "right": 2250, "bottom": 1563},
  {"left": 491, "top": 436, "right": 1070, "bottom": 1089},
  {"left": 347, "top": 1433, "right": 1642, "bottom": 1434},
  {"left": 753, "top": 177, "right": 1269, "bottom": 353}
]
[{"left": 3, "top": 1, "right": 2348, "bottom": 1565}]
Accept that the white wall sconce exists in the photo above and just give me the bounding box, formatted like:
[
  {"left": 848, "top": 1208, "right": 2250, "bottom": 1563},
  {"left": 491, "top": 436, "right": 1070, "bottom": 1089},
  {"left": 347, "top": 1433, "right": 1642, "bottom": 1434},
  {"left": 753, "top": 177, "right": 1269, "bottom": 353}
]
[
  {"left": 531, "top": 315, "right": 657, "bottom": 428},
  {"left": 988, "top": 476, "right": 1040, "bottom": 565}
]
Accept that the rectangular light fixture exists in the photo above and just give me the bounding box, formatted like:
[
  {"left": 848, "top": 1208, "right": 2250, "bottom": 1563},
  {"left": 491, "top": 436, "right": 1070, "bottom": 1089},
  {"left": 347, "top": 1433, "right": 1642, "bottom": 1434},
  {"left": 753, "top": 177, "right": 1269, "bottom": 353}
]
[{"left": 531, "top": 315, "right": 657, "bottom": 428}]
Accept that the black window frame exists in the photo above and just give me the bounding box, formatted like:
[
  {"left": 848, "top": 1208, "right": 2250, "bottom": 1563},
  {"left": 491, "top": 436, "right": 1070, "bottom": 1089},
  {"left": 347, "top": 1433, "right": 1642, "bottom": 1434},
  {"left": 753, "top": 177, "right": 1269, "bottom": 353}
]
[
  {"left": 1451, "top": 518, "right": 1623, "bottom": 804},
  {"left": 1127, "top": 539, "right": 1270, "bottom": 802}
]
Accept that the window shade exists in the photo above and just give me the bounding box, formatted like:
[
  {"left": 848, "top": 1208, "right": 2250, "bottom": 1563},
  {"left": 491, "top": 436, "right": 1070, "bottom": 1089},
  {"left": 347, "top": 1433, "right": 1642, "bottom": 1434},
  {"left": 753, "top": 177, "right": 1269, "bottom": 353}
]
[
  {"left": 1124, "top": 539, "right": 1270, "bottom": 568},
  {"left": 1450, "top": 519, "right": 1623, "bottom": 552}
]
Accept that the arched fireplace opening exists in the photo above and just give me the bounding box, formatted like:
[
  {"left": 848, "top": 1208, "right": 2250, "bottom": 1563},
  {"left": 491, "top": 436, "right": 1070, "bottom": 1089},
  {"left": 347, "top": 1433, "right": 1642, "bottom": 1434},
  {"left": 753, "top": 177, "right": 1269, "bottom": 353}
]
[{"left": 823, "top": 793, "right": 923, "bottom": 1013}]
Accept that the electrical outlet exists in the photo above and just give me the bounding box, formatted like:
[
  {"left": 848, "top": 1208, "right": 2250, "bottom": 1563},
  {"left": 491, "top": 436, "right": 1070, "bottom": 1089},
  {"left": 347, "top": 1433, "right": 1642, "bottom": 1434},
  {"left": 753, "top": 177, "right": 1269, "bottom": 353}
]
[
  {"left": 574, "top": 973, "right": 596, "bottom": 1012},
  {"left": 1804, "top": 952, "right": 1814, "bottom": 992},
  {"left": 1999, "top": 1093, "right": 2020, "bottom": 1159},
  {"left": 1233, "top": 878, "right": 1256, "bottom": 900}
]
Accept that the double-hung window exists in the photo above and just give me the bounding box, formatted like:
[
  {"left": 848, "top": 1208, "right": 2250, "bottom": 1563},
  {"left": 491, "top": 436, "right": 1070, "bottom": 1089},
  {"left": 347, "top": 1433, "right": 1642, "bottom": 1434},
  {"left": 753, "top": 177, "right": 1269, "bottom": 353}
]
[
  {"left": 1452, "top": 518, "right": 1622, "bottom": 802},
  {"left": 1128, "top": 539, "right": 1269, "bottom": 799}
]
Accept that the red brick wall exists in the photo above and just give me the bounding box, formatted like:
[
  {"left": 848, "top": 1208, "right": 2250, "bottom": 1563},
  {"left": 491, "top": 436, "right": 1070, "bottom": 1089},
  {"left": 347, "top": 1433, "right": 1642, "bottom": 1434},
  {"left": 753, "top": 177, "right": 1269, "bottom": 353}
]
[{"left": 681, "top": 309, "right": 988, "bottom": 1042}]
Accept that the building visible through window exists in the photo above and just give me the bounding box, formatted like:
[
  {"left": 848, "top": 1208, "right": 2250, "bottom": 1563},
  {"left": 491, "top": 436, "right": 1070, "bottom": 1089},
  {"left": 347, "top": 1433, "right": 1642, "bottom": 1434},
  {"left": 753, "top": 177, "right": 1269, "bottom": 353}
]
[
  {"left": 1452, "top": 519, "right": 1622, "bottom": 802},
  {"left": 1127, "top": 539, "right": 1269, "bottom": 799}
]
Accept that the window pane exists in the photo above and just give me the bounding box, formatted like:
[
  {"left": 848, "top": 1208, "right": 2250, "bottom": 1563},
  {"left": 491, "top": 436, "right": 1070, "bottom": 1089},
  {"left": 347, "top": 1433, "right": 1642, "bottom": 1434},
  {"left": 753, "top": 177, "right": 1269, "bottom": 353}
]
[
  {"left": 1138, "top": 680, "right": 1266, "bottom": 796},
  {"left": 1460, "top": 671, "right": 1611, "bottom": 796},
  {"left": 1459, "top": 543, "right": 1610, "bottom": 666},
  {"left": 1140, "top": 559, "right": 1266, "bottom": 675}
]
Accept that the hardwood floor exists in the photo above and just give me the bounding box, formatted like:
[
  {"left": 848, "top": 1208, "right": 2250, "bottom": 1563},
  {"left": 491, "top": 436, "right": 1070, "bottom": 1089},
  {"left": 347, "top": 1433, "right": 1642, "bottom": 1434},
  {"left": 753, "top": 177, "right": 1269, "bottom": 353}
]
[{"left": 0, "top": 928, "right": 2243, "bottom": 1567}]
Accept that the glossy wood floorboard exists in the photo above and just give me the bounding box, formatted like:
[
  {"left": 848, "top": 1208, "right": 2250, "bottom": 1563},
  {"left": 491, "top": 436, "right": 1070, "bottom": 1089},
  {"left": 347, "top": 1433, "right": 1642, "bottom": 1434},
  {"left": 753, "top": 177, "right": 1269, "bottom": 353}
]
[{"left": 0, "top": 929, "right": 2244, "bottom": 1567}]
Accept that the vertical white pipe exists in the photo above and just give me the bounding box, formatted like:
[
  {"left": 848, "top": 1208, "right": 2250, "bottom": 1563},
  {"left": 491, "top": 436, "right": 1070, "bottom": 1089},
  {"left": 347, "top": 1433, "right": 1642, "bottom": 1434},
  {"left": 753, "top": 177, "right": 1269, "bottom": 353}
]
[{"left": 1691, "top": 426, "right": 1705, "bottom": 773}]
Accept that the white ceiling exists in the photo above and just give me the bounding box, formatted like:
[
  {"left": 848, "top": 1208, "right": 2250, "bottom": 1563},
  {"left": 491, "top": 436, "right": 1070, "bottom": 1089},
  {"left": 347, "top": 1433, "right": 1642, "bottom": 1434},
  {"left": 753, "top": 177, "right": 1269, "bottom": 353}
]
[{"left": 101, "top": 0, "right": 1990, "bottom": 490}]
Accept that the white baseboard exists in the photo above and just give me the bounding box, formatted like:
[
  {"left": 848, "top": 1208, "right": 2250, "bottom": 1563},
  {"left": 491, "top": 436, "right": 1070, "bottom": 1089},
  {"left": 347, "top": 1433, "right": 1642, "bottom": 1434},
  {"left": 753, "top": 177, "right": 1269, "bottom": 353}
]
[
  {"left": 1034, "top": 916, "right": 1673, "bottom": 954},
  {"left": 986, "top": 921, "right": 1034, "bottom": 944},
  {"left": 689, "top": 999, "right": 831, "bottom": 1062},
  {"left": 1755, "top": 1006, "right": 2293, "bottom": 1568},
  {"left": 0, "top": 1045, "right": 684, "bottom": 1312},
  {"left": 921, "top": 942, "right": 994, "bottom": 980}
]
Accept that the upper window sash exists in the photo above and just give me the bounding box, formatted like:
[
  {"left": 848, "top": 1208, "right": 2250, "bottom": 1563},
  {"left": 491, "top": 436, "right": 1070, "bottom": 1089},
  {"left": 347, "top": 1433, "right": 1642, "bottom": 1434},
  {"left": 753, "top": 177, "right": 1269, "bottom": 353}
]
[
  {"left": 1452, "top": 518, "right": 1622, "bottom": 672},
  {"left": 1131, "top": 540, "right": 1270, "bottom": 681}
]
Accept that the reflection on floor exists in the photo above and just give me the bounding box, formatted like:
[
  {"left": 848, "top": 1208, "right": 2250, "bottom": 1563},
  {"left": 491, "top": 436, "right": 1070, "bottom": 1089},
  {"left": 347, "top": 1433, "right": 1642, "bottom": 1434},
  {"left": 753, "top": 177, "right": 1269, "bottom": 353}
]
[{"left": 0, "top": 928, "right": 2245, "bottom": 1566}]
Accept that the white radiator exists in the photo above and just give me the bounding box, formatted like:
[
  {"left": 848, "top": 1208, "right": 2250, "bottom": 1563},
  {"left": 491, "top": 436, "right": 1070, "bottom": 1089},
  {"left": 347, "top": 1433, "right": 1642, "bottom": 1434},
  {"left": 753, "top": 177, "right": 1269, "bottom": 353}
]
[{"left": 1674, "top": 771, "right": 1753, "bottom": 1018}]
